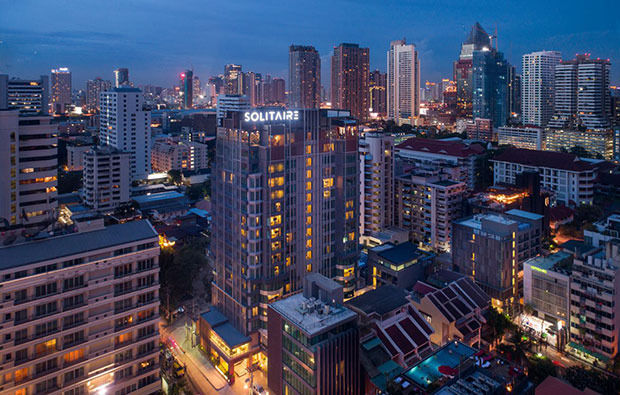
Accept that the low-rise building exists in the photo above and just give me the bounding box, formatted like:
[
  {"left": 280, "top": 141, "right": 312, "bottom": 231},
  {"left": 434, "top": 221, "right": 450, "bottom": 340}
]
[
  {"left": 545, "top": 128, "right": 616, "bottom": 160},
  {"left": 465, "top": 118, "right": 494, "bottom": 142},
  {"left": 497, "top": 125, "right": 544, "bottom": 150},
  {"left": 492, "top": 147, "right": 596, "bottom": 206},
  {"left": 584, "top": 213, "right": 620, "bottom": 247},
  {"left": 523, "top": 252, "right": 573, "bottom": 349},
  {"left": 367, "top": 242, "right": 434, "bottom": 289},
  {"left": 151, "top": 140, "right": 210, "bottom": 172},
  {"left": 66, "top": 143, "right": 92, "bottom": 171},
  {"left": 267, "top": 274, "right": 360, "bottom": 395}
]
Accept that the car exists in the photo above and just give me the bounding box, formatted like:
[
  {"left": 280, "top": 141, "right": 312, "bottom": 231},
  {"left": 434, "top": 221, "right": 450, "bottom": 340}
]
[
  {"left": 252, "top": 384, "right": 267, "bottom": 395},
  {"left": 173, "top": 361, "right": 185, "bottom": 378}
]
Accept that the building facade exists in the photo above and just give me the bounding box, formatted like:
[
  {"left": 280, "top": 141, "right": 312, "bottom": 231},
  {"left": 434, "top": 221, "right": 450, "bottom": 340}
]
[
  {"left": 51, "top": 68, "right": 72, "bottom": 114},
  {"left": 151, "top": 141, "right": 209, "bottom": 172},
  {"left": 492, "top": 148, "right": 595, "bottom": 206},
  {"left": 497, "top": 126, "right": 545, "bottom": 150},
  {"left": 544, "top": 128, "right": 615, "bottom": 160},
  {"left": 85, "top": 78, "right": 112, "bottom": 113},
  {"left": 82, "top": 146, "right": 131, "bottom": 211},
  {"left": 472, "top": 48, "right": 510, "bottom": 127},
  {"left": 0, "top": 219, "right": 161, "bottom": 395},
  {"left": 99, "top": 87, "right": 152, "bottom": 180},
  {"left": 224, "top": 64, "right": 243, "bottom": 95},
  {"left": 452, "top": 210, "right": 543, "bottom": 313},
  {"left": 0, "top": 75, "right": 49, "bottom": 115},
  {"left": 521, "top": 51, "right": 562, "bottom": 127},
  {"left": 0, "top": 111, "right": 58, "bottom": 227},
  {"left": 369, "top": 69, "right": 387, "bottom": 117},
  {"left": 331, "top": 43, "right": 370, "bottom": 122},
  {"left": 288, "top": 45, "right": 321, "bottom": 109},
  {"left": 114, "top": 68, "right": 130, "bottom": 88},
  {"left": 216, "top": 94, "right": 250, "bottom": 120},
  {"left": 387, "top": 40, "right": 420, "bottom": 124},
  {"left": 267, "top": 274, "right": 360, "bottom": 395},
  {"left": 359, "top": 132, "right": 394, "bottom": 245},
  {"left": 211, "top": 109, "right": 359, "bottom": 342}
]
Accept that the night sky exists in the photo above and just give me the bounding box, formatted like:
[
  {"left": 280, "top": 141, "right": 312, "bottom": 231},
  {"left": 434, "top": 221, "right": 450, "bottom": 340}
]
[{"left": 1, "top": 0, "right": 619, "bottom": 89}]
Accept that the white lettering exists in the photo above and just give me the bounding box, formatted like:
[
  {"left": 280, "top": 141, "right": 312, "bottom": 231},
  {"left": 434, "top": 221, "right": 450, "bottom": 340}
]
[
  {"left": 268, "top": 111, "right": 275, "bottom": 120},
  {"left": 275, "top": 112, "right": 283, "bottom": 121},
  {"left": 244, "top": 110, "right": 300, "bottom": 123},
  {"left": 250, "top": 112, "right": 260, "bottom": 122},
  {"left": 293, "top": 110, "right": 299, "bottom": 120},
  {"left": 244, "top": 112, "right": 251, "bottom": 122}
]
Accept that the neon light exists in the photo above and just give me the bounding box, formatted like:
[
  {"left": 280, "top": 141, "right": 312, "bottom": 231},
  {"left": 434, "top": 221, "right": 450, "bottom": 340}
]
[
  {"left": 531, "top": 266, "right": 547, "bottom": 274},
  {"left": 244, "top": 110, "right": 299, "bottom": 122}
]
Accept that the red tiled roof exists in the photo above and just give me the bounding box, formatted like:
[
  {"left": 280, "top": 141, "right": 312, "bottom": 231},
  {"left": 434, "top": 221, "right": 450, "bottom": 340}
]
[
  {"left": 492, "top": 148, "right": 595, "bottom": 172},
  {"left": 535, "top": 376, "right": 597, "bottom": 395},
  {"left": 412, "top": 281, "right": 438, "bottom": 296},
  {"left": 396, "top": 138, "right": 485, "bottom": 158}
]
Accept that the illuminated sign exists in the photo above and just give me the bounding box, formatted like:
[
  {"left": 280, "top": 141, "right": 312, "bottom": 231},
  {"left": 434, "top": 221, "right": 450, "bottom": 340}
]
[
  {"left": 244, "top": 110, "right": 299, "bottom": 122},
  {"left": 530, "top": 266, "right": 547, "bottom": 274}
]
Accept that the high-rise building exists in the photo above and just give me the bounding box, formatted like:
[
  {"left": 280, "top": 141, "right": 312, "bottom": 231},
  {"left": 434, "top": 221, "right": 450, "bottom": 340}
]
[
  {"left": 0, "top": 110, "right": 58, "bottom": 226},
  {"left": 522, "top": 51, "right": 562, "bottom": 126},
  {"left": 215, "top": 94, "right": 250, "bottom": 120},
  {"left": 270, "top": 77, "right": 286, "bottom": 105},
  {"left": 51, "top": 67, "right": 72, "bottom": 114},
  {"left": 331, "top": 43, "right": 370, "bottom": 122},
  {"left": 82, "top": 146, "right": 131, "bottom": 211},
  {"left": 224, "top": 64, "right": 243, "bottom": 95},
  {"left": 0, "top": 74, "right": 49, "bottom": 115},
  {"left": 548, "top": 54, "right": 612, "bottom": 130},
  {"left": 387, "top": 40, "right": 420, "bottom": 124},
  {"left": 99, "top": 87, "right": 152, "bottom": 180},
  {"left": 181, "top": 70, "right": 193, "bottom": 109},
  {"left": 267, "top": 274, "right": 360, "bottom": 395},
  {"left": 369, "top": 70, "right": 387, "bottom": 117},
  {"left": 472, "top": 45, "right": 510, "bottom": 127},
  {"left": 85, "top": 77, "right": 112, "bottom": 113},
  {"left": 192, "top": 75, "right": 201, "bottom": 98},
  {"left": 359, "top": 133, "right": 394, "bottom": 245},
  {"left": 242, "top": 71, "right": 262, "bottom": 107},
  {"left": 508, "top": 66, "right": 522, "bottom": 121},
  {"left": 212, "top": 109, "right": 359, "bottom": 340},
  {"left": 455, "top": 23, "right": 492, "bottom": 118},
  {"left": 0, "top": 219, "right": 161, "bottom": 395},
  {"left": 465, "top": 118, "right": 494, "bottom": 141},
  {"left": 288, "top": 45, "right": 321, "bottom": 108},
  {"left": 114, "top": 67, "right": 130, "bottom": 88},
  {"left": 452, "top": 210, "right": 543, "bottom": 314}
]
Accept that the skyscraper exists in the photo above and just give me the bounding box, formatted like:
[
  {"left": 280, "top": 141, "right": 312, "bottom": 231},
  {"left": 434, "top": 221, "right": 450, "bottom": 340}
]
[
  {"left": 508, "top": 66, "right": 522, "bottom": 121},
  {"left": 86, "top": 77, "right": 112, "bottom": 113},
  {"left": 114, "top": 67, "right": 130, "bottom": 88},
  {"left": 181, "top": 69, "right": 193, "bottom": 109},
  {"left": 454, "top": 22, "right": 492, "bottom": 118},
  {"left": 193, "top": 75, "right": 201, "bottom": 98},
  {"left": 288, "top": 45, "right": 321, "bottom": 108},
  {"left": 387, "top": 40, "right": 420, "bottom": 124},
  {"left": 472, "top": 45, "right": 511, "bottom": 127},
  {"left": 331, "top": 43, "right": 370, "bottom": 121},
  {"left": 0, "top": 74, "right": 49, "bottom": 115},
  {"left": 548, "top": 54, "right": 612, "bottom": 130},
  {"left": 242, "top": 71, "right": 262, "bottom": 107},
  {"left": 51, "top": 67, "right": 72, "bottom": 114},
  {"left": 99, "top": 87, "right": 152, "bottom": 180},
  {"left": 82, "top": 146, "right": 131, "bottom": 210},
  {"left": 212, "top": 109, "right": 359, "bottom": 339},
  {"left": 224, "top": 64, "right": 243, "bottom": 95},
  {"left": 522, "top": 51, "right": 562, "bottom": 126},
  {"left": 369, "top": 70, "right": 387, "bottom": 117}
]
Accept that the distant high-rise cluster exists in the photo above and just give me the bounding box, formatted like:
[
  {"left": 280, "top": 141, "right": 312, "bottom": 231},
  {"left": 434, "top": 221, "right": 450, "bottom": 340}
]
[{"left": 85, "top": 77, "right": 112, "bottom": 113}]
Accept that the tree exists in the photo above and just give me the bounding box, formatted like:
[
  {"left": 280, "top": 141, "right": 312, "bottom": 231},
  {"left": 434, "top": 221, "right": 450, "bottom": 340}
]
[
  {"left": 565, "top": 366, "right": 620, "bottom": 394},
  {"left": 527, "top": 356, "right": 557, "bottom": 384},
  {"left": 168, "top": 170, "right": 182, "bottom": 185},
  {"left": 508, "top": 329, "right": 529, "bottom": 366},
  {"left": 486, "top": 307, "right": 514, "bottom": 346},
  {"left": 160, "top": 239, "right": 210, "bottom": 308},
  {"left": 58, "top": 170, "right": 83, "bottom": 194}
]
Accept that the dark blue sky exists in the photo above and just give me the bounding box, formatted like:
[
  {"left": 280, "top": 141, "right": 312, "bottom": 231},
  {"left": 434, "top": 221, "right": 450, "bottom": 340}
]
[{"left": 1, "top": 0, "right": 619, "bottom": 89}]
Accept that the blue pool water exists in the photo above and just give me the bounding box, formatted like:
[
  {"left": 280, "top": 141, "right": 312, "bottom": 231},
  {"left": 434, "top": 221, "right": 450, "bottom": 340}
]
[{"left": 404, "top": 342, "right": 476, "bottom": 388}]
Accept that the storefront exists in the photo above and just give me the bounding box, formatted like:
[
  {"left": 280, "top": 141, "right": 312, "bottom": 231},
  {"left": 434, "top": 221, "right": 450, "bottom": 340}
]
[
  {"left": 197, "top": 307, "right": 259, "bottom": 384},
  {"left": 567, "top": 341, "right": 610, "bottom": 367}
]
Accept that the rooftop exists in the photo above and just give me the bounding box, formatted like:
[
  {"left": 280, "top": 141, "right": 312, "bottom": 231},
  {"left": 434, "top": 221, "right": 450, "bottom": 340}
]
[
  {"left": 0, "top": 220, "right": 157, "bottom": 270},
  {"left": 270, "top": 293, "right": 357, "bottom": 337},
  {"left": 492, "top": 148, "right": 595, "bottom": 172},
  {"left": 346, "top": 285, "right": 410, "bottom": 317},
  {"left": 200, "top": 307, "right": 250, "bottom": 348},
  {"left": 396, "top": 137, "right": 485, "bottom": 158},
  {"left": 111, "top": 87, "right": 142, "bottom": 93},
  {"left": 525, "top": 252, "right": 573, "bottom": 272},
  {"left": 505, "top": 209, "right": 544, "bottom": 221},
  {"left": 372, "top": 241, "right": 432, "bottom": 265}
]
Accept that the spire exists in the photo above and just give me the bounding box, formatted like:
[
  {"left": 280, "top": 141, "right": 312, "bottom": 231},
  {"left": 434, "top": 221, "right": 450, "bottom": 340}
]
[{"left": 464, "top": 22, "right": 491, "bottom": 49}]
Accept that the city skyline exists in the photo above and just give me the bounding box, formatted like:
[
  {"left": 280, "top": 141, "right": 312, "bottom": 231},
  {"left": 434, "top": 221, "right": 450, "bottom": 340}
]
[{"left": 1, "top": 0, "right": 619, "bottom": 88}]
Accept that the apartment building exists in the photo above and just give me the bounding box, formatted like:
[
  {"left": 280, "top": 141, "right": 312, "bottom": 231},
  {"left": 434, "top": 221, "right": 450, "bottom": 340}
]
[
  {"left": 212, "top": 109, "right": 359, "bottom": 343},
  {"left": 394, "top": 170, "right": 466, "bottom": 252},
  {"left": 497, "top": 125, "right": 545, "bottom": 150},
  {"left": 151, "top": 140, "right": 209, "bottom": 172},
  {"left": 492, "top": 147, "right": 595, "bottom": 206},
  {"left": 359, "top": 132, "right": 394, "bottom": 246},
  {"left": 0, "top": 110, "right": 58, "bottom": 227},
  {"left": 396, "top": 138, "right": 484, "bottom": 190},
  {"left": 82, "top": 146, "right": 131, "bottom": 211},
  {"left": 0, "top": 219, "right": 160, "bottom": 395},
  {"left": 452, "top": 210, "right": 543, "bottom": 314},
  {"left": 568, "top": 241, "right": 620, "bottom": 365}
]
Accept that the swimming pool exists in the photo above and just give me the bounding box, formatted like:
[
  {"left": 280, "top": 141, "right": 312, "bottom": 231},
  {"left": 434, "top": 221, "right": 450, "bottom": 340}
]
[{"left": 404, "top": 342, "right": 476, "bottom": 388}]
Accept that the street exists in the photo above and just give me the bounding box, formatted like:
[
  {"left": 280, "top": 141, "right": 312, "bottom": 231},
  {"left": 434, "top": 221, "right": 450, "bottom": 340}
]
[{"left": 160, "top": 314, "right": 270, "bottom": 394}]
